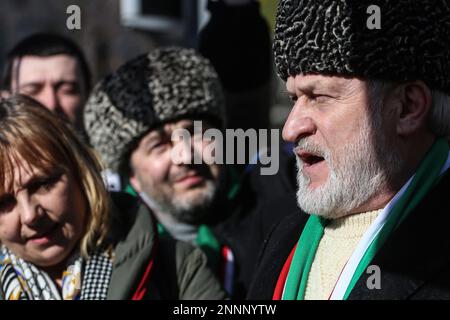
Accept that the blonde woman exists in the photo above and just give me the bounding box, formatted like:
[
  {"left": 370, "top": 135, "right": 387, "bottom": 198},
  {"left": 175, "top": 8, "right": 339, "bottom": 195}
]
[{"left": 0, "top": 95, "right": 226, "bottom": 300}]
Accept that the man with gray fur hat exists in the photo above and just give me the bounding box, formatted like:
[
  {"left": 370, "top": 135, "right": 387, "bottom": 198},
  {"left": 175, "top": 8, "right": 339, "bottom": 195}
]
[
  {"left": 85, "top": 47, "right": 257, "bottom": 298},
  {"left": 248, "top": 0, "right": 450, "bottom": 299}
]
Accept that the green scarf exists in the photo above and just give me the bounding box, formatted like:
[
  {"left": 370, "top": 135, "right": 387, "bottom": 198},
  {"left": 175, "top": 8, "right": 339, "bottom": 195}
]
[
  {"left": 282, "top": 138, "right": 449, "bottom": 300},
  {"left": 157, "top": 223, "right": 222, "bottom": 270}
]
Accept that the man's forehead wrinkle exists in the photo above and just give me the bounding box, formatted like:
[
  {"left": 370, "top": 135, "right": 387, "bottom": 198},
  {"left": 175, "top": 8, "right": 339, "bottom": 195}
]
[
  {"left": 19, "top": 77, "right": 79, "bottom": 87},
  {"left": 297, "top": 80, "right": 321, "bottom": 92},
  {"left": 340, "top": 78, "right": 365, "bottom": 98},
  {"left": 143, "top": 125, "right": 168, "bottom": 142},
  {"left": 291, "top": 75, "right": 349, "bottom": 94},
  {"left": 18, "top": 56, "right": 79, "bottom": 83},
  {"left": 318, "top": 76, "right": 363, "bottom": 93}
]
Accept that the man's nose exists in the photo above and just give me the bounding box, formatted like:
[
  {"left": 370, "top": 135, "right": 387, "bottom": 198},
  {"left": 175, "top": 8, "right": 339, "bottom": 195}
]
[
  {"left": 282, "top": 103, "right": 317, "bottom": 143},
  {"left": 39, "top": 87, "right": 61, "bottom": 114}
]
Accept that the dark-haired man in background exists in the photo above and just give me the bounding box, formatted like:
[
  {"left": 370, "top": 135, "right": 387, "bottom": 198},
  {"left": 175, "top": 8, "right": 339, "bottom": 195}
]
[{"left": 1, "top": 33, "right": 91, "bottom": 132}]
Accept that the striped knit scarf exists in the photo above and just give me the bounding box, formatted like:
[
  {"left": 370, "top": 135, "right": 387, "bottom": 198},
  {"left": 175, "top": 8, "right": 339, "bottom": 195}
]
[{"left": 0, "top": 247, "right": 113, "bottom": 300}]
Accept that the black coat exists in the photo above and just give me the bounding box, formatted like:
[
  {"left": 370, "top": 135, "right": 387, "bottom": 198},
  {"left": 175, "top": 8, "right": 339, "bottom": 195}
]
[
  {"left": 212, "top": 147, "right": 297, "bottom": 299},
  {"left": 247, "top": 169, "right": 450, "bottom": 300}
]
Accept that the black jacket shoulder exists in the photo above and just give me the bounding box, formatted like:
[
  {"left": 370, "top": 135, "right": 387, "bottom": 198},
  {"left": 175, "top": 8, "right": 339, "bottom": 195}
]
[{"left": 247, "top": 210, "right": 309, "bottom": 299}]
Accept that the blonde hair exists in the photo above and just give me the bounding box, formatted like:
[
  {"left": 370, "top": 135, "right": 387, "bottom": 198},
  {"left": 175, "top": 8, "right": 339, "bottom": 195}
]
[{"left": 0, "top": 95, "right": 110, "bottom": 258}]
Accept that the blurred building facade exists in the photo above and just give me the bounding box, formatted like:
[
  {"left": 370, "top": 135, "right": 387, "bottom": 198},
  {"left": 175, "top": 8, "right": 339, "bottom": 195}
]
[{"left": 0, "top": 0, "right": 290, "bottom": 128}]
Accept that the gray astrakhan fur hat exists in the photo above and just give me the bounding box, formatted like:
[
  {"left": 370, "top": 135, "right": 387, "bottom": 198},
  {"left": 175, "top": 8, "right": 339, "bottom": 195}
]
[{"left": 84, "top": 47, "right": 225, "bottom": 172}]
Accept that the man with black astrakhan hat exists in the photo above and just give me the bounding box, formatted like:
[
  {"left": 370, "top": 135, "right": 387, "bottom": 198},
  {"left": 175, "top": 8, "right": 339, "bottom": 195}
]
[{"left": 247, "top": 0, "right": 450, "bottom": 300}]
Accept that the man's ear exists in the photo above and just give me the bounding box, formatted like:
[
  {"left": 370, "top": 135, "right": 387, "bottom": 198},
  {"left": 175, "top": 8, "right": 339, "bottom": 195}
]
[
  {"left": 128, "top": 167, "right": 142, "bottom": 193},
  {"left": 395, "top": 81, "right": 432, "bottom": 136}
]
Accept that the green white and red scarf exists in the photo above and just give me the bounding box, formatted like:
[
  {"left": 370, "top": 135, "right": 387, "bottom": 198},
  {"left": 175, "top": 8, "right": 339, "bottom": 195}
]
[{"left": 274, "top": 138, "right": 450, "bottom": 300}]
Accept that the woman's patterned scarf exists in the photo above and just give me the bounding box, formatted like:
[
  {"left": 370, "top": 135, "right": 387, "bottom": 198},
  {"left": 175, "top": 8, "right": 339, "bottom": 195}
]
[{"left": 0, "top": 247, "right": 113, "bottom": 300}]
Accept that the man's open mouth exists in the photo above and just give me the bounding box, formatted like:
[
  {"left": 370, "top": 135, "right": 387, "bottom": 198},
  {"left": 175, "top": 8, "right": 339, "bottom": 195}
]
[{"left": 297, "top": 150, "right": 325, "bottom": 167}]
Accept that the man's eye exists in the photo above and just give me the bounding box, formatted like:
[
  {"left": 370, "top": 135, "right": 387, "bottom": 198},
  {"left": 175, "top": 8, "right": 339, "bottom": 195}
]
[
  {"left": 0, "top": 196, "right": 16, "bottom": 213},
  {"left": 289, "top": 95, "right": 298, "bottom": 102},
  {"left": 149, "top": 142, "right": 169, "bottom": 153},
  {"left": 60, "top": 84, "right": 80, "bottom": 95},
  {"left": 21, "top": 85, "right": 41, "bottom": 96},
  {"left": 309, "top": 94, "right": 330, "bottom": 103},
  {"left": 153, "top": 143, "right": 165, "bottom": 150}
]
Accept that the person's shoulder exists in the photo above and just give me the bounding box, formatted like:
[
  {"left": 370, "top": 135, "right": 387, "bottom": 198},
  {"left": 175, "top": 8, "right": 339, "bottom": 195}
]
[
  {"left": 168, "top": 240, "right": 210, "bottom": 279},
  {"left": 246, "top": 210, "right": 307, "bottom": 299}
]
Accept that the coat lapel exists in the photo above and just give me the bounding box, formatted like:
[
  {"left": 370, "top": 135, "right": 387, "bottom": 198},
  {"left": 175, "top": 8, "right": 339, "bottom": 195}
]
[
  {"left": 107, "top": 204, "right": 156, "bottom": 300},
  {"left": 247, "top": 211, "right": 308, "bottom": 299}
]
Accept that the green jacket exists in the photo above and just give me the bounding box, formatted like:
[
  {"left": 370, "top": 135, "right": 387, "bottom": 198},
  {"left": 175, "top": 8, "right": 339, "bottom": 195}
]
[{"left": 107, "top": 193, "right": 227, "bottom": 300}]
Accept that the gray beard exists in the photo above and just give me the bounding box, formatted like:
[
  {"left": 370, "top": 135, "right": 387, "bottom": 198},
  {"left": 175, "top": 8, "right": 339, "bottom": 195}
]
[
  {"left": 295, "top": 115, "right": 403, "bottom": 219},
  {"left": 140, "top": 180, "right": 217, "bottom": 224}
]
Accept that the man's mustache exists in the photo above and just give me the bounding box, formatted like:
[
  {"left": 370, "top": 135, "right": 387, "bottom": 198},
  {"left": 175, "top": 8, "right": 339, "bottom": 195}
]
[{"left": 294, "top": 139, "right": 328, "bottom": 160}]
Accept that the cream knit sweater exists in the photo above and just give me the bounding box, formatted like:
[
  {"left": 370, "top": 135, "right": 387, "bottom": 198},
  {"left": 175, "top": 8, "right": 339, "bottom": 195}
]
[{"left": 304, "top": 209, "right": 382, "bottom": 300}]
